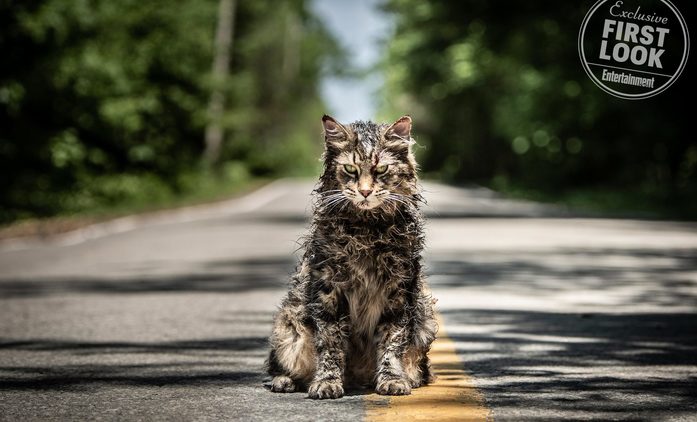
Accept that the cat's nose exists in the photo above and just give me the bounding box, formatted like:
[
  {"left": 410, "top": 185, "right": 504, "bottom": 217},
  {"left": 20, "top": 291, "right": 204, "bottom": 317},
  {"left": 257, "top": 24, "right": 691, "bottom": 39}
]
[{"left": 359, "top": 189, "right": 373, "bottom": 198}]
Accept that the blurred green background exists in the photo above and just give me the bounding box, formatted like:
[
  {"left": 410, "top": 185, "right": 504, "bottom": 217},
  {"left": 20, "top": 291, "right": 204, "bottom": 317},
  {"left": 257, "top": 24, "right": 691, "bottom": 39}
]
[
  {"left": 1, "top": 0, "right": 695, "bottom": 228},
  {"left": 379, "top": 0, "right": 695, "bottom": 220}
]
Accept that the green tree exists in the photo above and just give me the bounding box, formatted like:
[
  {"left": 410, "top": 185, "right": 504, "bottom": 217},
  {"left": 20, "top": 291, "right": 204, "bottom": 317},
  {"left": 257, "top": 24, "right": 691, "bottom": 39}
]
[
  {"left": 0, "top": 0, "right": 342, "bottom": 222},
  {"left": 381, "top": 0, "right": 695, "bottom": 215}
]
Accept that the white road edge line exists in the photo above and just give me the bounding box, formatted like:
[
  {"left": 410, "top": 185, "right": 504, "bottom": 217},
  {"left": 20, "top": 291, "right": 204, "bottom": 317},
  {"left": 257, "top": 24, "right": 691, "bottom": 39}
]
[{"left": 0, "top": 179, "right": 292, "bottom": 252}]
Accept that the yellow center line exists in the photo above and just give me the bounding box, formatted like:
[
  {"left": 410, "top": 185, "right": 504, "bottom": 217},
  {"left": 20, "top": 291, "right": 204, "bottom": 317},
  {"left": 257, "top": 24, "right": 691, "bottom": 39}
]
[{"left": 365, "top": 314, "right": 491, "bottom": 421}]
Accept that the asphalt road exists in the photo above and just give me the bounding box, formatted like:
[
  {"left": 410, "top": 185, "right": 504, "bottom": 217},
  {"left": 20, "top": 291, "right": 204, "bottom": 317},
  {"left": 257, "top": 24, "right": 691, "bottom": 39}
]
[{"left": 1, "top": 179, "right": 696, "bottom": 421}]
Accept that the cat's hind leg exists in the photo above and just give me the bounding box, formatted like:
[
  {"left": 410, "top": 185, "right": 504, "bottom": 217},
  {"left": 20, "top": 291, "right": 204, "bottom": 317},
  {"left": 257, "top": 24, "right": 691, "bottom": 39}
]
[
  {"left": 267, "top": 305, "right": 315, "bottom": 392},
  {"left": 402, "top": 346, "right": 435, "bottom": 388},
  {"left": 402, "top": 300, "right": 439, "bottom": 388}
]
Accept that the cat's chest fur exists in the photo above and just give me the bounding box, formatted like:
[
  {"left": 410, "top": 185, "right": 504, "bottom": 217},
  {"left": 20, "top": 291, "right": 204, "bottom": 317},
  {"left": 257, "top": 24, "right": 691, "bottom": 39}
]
[
  {"left": 323, "top": 216, "right": 411, "bottom": 339},
  {"left": 344, "top": 252, "right": 387, "bottom": 339}
]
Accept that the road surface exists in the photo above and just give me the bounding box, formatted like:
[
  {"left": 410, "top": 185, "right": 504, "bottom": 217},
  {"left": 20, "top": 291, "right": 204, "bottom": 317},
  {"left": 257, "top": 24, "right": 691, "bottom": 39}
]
[{"left": 1, "top": 179, "right": 696, "bottom": 421}]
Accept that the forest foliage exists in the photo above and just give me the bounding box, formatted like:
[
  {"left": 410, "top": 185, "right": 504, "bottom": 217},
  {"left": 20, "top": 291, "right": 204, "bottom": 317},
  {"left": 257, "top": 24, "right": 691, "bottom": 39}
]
[
  {"left": 0, "top": 0, "right": 341, "bottom": 222},
  {"left": 380, "top": 0, "right": 695, "bottom": 217}
]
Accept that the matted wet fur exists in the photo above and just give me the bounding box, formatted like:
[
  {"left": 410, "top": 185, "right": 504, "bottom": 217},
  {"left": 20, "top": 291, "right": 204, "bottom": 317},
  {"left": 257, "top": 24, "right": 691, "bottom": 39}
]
[{"left": 266, "top": 115, "right": 438, "bottom": 399}]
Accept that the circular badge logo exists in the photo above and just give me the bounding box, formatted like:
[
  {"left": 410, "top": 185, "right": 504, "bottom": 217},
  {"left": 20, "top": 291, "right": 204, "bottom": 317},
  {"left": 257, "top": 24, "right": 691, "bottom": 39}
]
[{"left": 579, "top": 0, "right": 690, "bottom": 100}]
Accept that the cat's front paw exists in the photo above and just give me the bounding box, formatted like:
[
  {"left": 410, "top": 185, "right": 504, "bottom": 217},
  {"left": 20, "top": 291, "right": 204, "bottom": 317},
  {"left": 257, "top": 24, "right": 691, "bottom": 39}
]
[
  {"left": 308, "top": 378, "right": 344, "bottom": 399},
  {"left": 270, "top": 375, "right": 296, "bottom": 393},
  {"left": 376, "top": 378, "right": 412, "bottom": 395}
]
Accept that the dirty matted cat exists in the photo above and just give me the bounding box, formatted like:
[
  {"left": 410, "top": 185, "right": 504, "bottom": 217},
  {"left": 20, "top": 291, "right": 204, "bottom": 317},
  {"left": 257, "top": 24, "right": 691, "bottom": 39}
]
[{"left": 266, "top": 115, "right": 438, "bottom": 399}]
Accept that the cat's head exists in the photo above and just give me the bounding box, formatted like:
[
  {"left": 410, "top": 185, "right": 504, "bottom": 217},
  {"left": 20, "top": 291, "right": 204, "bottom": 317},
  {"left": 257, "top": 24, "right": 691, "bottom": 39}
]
[{"left": 318, "top": 115, "right": 420, "bottom": 213}]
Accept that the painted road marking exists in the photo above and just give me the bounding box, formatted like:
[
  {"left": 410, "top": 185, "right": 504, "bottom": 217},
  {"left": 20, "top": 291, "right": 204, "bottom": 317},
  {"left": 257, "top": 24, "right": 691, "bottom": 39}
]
[
  {"left": 366, "top": 315, "right": 490, "bottom": 421},
  {"left": 0, "top": 179, "right": 290, "bottom": 252}
]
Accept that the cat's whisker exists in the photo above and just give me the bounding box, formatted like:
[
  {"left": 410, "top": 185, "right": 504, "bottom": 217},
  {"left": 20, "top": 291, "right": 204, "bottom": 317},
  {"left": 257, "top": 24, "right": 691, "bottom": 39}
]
[
  {"left": 322, "top": 190, "right": 343, "bottom": 196},
  {"left": 323, "top": 198, "right": 345, "bottom": 211},
  {"left": 387, "top": 195, "right": 409, "bottom": 206},
  {"left": 318, "top": 192, "right": 340, "bottom": 198},
  {"left": 321, "top": 193, "right": 345, "bottom": 204},
  {"left": 328, "top": 198, "right": 346, "bottom": 210},
  {"left": 387, "top": 198, "right": 408, "bottom": 220},
  {"left": 322, "top": 198, "right": 340, "bottom": 205},
  {"left": 397, "top": 208, "right": 407, "bottom": 221},
  {"left": 325, "top": 196, "right": 349, "bottom": 213},
  {"left": 338, "top": 200, "right": 351, "bottom": 213},
  {"left": 321, "top": 196, "right": 341, "bottom": 203},
  {"left": 318, "top": 191, "right": 343, "bottom": 201},
  {"left": 391, "top": 193, "right": 419, "bottom": 209},
  {"left": 320, "top": 197, "right": 344, "bottom": 212},
  {"left": 333, "top": 200, "right": 351, "bottom": 214}
]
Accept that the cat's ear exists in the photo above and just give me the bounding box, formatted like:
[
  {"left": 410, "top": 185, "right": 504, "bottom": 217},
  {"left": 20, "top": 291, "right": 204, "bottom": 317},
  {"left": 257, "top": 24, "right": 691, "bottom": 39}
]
[
  {"left": 385, "top": 115, "right": 413, "bottom": 147},
  {"left": 322, "top": 115, "right": 349, "bottom": 145}
]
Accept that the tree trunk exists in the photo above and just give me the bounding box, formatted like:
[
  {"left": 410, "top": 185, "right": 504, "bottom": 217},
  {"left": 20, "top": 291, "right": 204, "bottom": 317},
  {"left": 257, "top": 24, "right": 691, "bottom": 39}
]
[{"left": 203, "top": 0, "right": 236, "bottom": 167}]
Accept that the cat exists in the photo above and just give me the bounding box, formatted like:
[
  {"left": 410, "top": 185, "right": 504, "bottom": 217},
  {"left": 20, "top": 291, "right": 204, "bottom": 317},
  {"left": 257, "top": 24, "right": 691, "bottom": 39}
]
[{"left": 266, "top": 115, "right": 438, "bottom": 399}]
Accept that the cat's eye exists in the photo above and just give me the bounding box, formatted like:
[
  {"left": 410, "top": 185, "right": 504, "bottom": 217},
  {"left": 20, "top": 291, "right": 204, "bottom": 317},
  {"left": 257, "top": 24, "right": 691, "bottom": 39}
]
[
  {"left": 375, "top": 164, "right": 389, "bottom": 174},
  {"left": 343, "top": 164, "right": 358, "bottom": 175}
]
